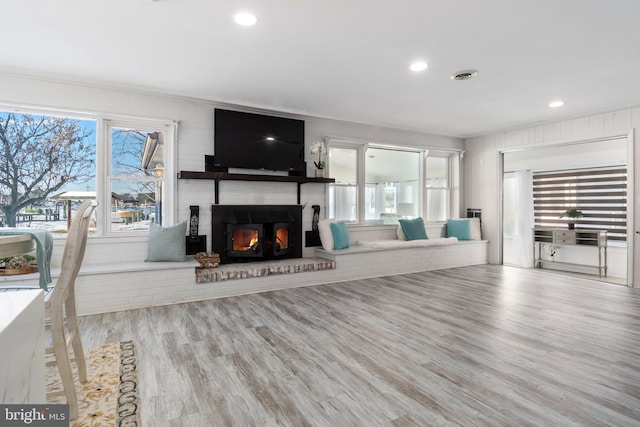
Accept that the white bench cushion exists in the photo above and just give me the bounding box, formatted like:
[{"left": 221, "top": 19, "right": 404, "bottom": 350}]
[{"left": 358, "top": 237, "right": 458, "bottom": 249}]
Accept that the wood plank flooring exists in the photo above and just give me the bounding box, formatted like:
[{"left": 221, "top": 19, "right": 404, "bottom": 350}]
[{"left": 78, "top": 265, "right": 640, "bottom": 426}]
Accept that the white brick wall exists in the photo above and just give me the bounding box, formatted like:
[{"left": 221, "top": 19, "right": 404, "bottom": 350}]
[
  {"left": 0, "top": 71, "right": 469, "bottom": 313},
  {"left": 0, "top": 72, "right": 462, "bottom": 258},
  {"left": 70, "top": 240, "right": 487, "bottom": 315}
]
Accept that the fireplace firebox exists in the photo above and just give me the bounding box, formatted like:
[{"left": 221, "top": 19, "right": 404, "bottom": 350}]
[
  {"left": 212, "top": 205, "right": 302, "bottom": 264},
  {"left": 228, "top": 224, "right": 263, "bottom": 257}
]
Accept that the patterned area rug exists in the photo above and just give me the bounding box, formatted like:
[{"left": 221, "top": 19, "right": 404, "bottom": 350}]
[{"left": 46, "top": 341, "right": 140, "bottom": 427}]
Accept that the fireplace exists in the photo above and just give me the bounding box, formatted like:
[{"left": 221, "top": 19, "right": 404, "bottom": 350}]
[
  {"left": 212, "top": 205, "right": 302, "bottom": 264},
  {"left": 228, "top": 224, "right": 263, "bottom": 257}
]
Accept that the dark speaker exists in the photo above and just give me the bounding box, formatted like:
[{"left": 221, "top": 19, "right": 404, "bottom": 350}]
[{"left": 186, "top": 236, "right": 207, "bottom": 255}]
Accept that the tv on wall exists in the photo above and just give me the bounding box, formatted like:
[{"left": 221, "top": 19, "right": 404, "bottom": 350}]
[{"left": 212, "top": 108, "right": 305, "bottom": 174}]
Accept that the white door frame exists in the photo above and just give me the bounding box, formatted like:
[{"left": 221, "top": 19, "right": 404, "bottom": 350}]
[{"left": 499, "top": 130, "right": 635, "bottom": 287}]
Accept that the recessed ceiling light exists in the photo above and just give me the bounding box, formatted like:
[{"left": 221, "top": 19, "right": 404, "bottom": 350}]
[
  {"left": 451, "top": 70, "right": 478, "bottom": 81},
  {"left": 409, "top": 61, "right": 428, "bottom": 72},
  {"left": 549, "top": 100, "right": 564, "bottom": 108},
  {"left": 234, "top": 12, "right": 257, "bottom": 26}
]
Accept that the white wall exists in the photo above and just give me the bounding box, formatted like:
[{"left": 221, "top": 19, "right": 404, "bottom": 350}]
[
  {"left": 503, "top": 138, "right": 627, "bottom": 173},
  {"left": 465, "top": 107, "right": 639, "bottom": 269},
  {"left": 0, "top": 71, "right": 462, "bottom": 258}
]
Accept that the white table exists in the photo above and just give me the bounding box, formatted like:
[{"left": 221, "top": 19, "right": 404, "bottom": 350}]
[
  {"left": 0, "top": 230, "right": 52, "bottom": 289},
  {"left": 0, "top": 289, "right": 46, "bottom": 403},
  {"left": 0, "top": 234, "right": 36, "bottom": 259}
]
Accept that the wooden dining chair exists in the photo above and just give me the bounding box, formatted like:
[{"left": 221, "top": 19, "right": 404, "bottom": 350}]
[{"left": 47, "top": 199, "right": 98, "bottom": 420}]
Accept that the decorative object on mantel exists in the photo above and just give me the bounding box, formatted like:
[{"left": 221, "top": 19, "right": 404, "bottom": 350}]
[
  {"left": 312, "top": 205, "right": 320, "bottom": 231},
  {"left": 189, "top": 205, "right": 199, "bottom": 237},
  {"left": 185, "top": 205, "right": 207, "bottom": 255},
  {"left": 194, "top": 252, "right": 220, "bottom": 268},
  {"left": 560, "top": 208, "right": 583, "bottom": 230},
  {"left": 0, "top": 254, "right": 38, "bottom": 275},
  {"left": 310, "top": 140, "right": 326, "bottom": 177},
  {"left": 305, "top": 205, "right": 323, "bottom": 247}
]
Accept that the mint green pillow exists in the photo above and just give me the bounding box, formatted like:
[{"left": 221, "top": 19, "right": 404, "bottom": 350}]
[
  {"left": 447, "top": 219, "right": 471, "bottom": 240},
  {"left": 146, "top": 221, "right": 187, "bottom": 262},
  {"left": 330, "top": 222, "right": 350, "bottom": 250},
  {"left": 399, "top": 217, "right": 428, "bottom": 240}
]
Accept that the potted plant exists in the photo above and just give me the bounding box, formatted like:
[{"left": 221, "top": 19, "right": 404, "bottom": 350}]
[
  {"left": 560, "top": 208, "right": 583, "bottom": 230},
  {"left": 309, "top": 141, "right": 326, "bottom": 177},
  {"left": 0, "top": 254, "right": 37, "bottom": 275}
]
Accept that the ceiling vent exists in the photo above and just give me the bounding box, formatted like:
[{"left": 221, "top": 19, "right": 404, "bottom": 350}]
[{"left": 451, "top": 70, "right": 478, "bottom": 81}]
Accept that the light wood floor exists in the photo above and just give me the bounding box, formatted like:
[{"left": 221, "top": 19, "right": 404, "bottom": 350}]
[{"left": 79, "top": 265, "right": 640, "bottom": 426}]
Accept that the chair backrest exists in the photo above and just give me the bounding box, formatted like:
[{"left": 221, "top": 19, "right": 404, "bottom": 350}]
[{"left": 49, "top": 200, "right": 98, "bottom": 307}]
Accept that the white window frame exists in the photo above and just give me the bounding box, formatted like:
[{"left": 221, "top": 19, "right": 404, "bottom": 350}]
[
  {"left": 424, "top": 150, "right": 461, "bottom": 222},
  {"left": 326, "top": 137, "right": 461, "bottom": 225},
  {"left": 0, "top": 103, "right": 178, "bottom": 238},
  {"left": 101, "top": 118, "right": 177, "bottom": 236},
  {"left": 326, "top": 139, "right": 366, "bottom": 223}
]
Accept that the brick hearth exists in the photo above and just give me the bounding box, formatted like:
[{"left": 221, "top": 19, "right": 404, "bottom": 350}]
[{"left": 196, "top": 257, "right": 336, "bottom": 284}]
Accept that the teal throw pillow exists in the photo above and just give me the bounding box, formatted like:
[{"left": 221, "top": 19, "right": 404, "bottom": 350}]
[
  {"left": 330, "top": 222, "right": 350, "bottom": 250},
  {"left": 146, "top": 221, "right": 187, "bottom": 262},
  {"left": 447, "top": 219, "right": 471, "bottom": 240},
  {"left": 399, "top": 217, "right": 428, "bottom": 241}
]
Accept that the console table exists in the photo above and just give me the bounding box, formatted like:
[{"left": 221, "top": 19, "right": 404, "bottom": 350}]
[{"left": 533, "top": 228, "right": 607, "bottom": 277}]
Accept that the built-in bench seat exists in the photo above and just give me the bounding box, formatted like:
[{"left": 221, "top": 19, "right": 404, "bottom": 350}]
[
  {"left": 73, "top": 259, "right": 200, "bottom": 315},
  {"left": 0, "top": 259, "right": 198, "bottom": 283},
  {"left": 315, "top": 238, "right": 488, "bottom": 280},
  {"left": 1, "top": 257, "right": 200, "bottom": 314},
  {"left": 1, "top": 222, "right": 488, "bottom": 315},
  {"left": 74, "top": 259, "right": 199, "bottom": 275},
  {"left": 354, "top": 236, "right": 458, "bottom": 250}
]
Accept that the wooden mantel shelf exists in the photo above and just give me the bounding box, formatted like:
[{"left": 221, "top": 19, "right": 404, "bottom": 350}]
[
  {"left": 178, "top": 170, "right": 335, "bottom": 184},
  {"left": 178, "top": 171, "right": 335, "bottom": 204}
]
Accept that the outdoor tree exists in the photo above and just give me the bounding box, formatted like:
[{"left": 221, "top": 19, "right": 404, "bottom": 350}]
[{"left": 0, "top": 113, "right": 94, "bottom": 227}]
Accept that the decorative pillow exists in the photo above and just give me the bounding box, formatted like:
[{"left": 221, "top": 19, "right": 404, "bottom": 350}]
[
  {"left": 396, "top": 225, "right": 407, "bottom": 240},
  {"left": 469, "top": 217, "right": 481, "bottom": 240},
  {"left": 318, "top": 219, "right": 335, "bottom": 251},
  {"left": 330, "top": 222, "right": 350, "bottom": 250},
  {"left": 399, "top": 217, "right": 428, "bottom": 241},
  {"left": 146, "top": 221, "right": 187, "bottom": 262},
  {"left": 447, "top": 219, "right": 472, "bottom": 240}
]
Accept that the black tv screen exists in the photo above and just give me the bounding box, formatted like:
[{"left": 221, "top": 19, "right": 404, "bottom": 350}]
[{"left": 214, "top": 109, "right": 305, "bottom": 173}]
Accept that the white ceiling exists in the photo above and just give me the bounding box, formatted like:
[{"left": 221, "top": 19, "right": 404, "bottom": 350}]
[{"left": 1, "top": 0, "right": 639, "bottom": 138}]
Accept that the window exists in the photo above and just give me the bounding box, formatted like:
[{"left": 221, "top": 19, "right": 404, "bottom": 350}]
[
  {"left": 328, "top": 146, "right": 359, "bottom": 222},
  {"left": 365, "top": 147, "right": 420, "bottom": 224},
  {"left": 533, "top": 166, "right": 627, "bottom": 243},
  {"left": 327, "top": 139, "right": 459, "bottom": 225},
  {"left": 0, "top": 111, "right": 97, "bottom": 234},
  {"left": 425, "top": 155, "right": 450, "bottom": 221},
  {"left": 108, "top": 123, "right": 166, "bottom": 233},
  {"left": 0, "top": 107, "right": 175, "bottom": 236}
]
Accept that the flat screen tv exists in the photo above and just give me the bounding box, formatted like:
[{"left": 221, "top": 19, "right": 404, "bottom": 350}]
[{"left": 213, "top": 109, "right": 305, "bottom": 174}]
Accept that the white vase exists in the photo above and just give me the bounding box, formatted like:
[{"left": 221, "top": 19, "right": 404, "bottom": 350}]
[{"left": 315, "top": 169, "right": 325, "bottom": 178}]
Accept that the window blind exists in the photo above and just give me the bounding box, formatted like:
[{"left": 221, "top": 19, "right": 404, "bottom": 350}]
[{"left": 533, "top": 166, "right": 627, "bottom": 242}]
